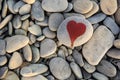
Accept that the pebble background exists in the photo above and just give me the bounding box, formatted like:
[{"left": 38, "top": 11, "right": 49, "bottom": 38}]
[{"left": 0, "top": 0, "right": 120, "bottom": 80}]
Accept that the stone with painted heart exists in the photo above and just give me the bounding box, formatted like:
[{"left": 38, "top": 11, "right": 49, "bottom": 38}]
[{"left": 57, "top": 16, "right": 93, "bottom": 48}]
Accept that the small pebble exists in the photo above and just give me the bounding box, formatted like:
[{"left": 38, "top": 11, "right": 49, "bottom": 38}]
[
  {"left": 64, "top": 3, "right": 73, "bottom": 12},
  {"left": 0, "top": 40, "right": 6, "bottom": 55},
  {"left": 21, "top": 14, "right": 30, "bottom": 21},
  {"left": 115, "top": 7, "right": 120, "bottom": 25},
  {"left": 15, "top": 29, "right": 27, "bottom": 35},
  {"left": 37, "top": 35, "right": 45, "bottom": 41},
  {"left": 63, "top": 13, "right": 85, "bottom": 19},
  {"left": 93, "top": 72, "right": 109, "bottom": 80},
  {"left": 0, "top": 56, "right": 7, "bottom": 66},
  {"left": 22, "top": 75, "right": 48, "bottom": 80},
  {"left": 114, "top": 39, "right": 120, "bottom": 48},
  {"left": 7, "top": 0, "right": 16, "bottom": 14},
  {"left": 0, "top": 67, "right": 8, "bottom": 79},
  {"left": 19, "top": 4, "right": 31, "bottom": 15},
  {"left": 35, "top": 17, "right": 48, "bottom": 26},
  {"left": 21, "top": 19, "right": 29, "bottom": 31},
  {"left": 2, "top": 0, "right": 7, "bottom": 18},
  {"left": 22, "top": 0, "right": 35, "bottom": 4},
  {"left": 13, "top": 15, "right": 22, "bottom": 29}
]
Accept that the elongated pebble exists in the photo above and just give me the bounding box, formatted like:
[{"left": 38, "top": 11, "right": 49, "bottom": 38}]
[
  {"left": 0, "top": 40, "right": 6, "bottom": 55},
  {"left": 93, "top": 72, "right": 109, "bottom": 80},
  {"left": 37, "top": 35, "right": 45, "bottom": 41},
  {"left": 22, "top": 75, "right": 48, "bottom": 80},
  {"left": 21, "top": 14, "right": 30, "bottom": 21},
  {"left": 14, "top": 1, "right": 25, "bottom": 12},
  {"left": 35, "top": 17, "right": 48, "bottom": 26},
  {"left": 114, "top": 39, "right": 120, "bottom": 49},
  {"left": 2, "top": 0, "right": 7, "bottom": 18},
  {"left": 21, "top": 19, "right": 29, "bottom": 31},
  {"left": 0, "top": 14, "right": 13, "bottom": 29},
  {"left": 8, "top": 22, "right": 13, "bottom": 35},
  {"left": 63, "top": 13, "right": 85, "bottom": 19},
  {"left": 7, "top": 0, "right": 16, "bottom": 14},
  {"left": 64, "top": 3, "right": 73, "bottom": 12},
  {"left": 13, "top": 15, "right": 22, "bottom": 29}
]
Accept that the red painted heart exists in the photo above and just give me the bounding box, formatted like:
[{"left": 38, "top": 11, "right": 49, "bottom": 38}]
[{"left": 67, "top": 20, "right": 86, "bottom": 47}]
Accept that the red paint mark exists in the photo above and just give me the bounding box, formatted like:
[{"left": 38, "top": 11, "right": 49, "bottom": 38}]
[{"left": 67, "top": 20, "right": 86, "bottom": 47}]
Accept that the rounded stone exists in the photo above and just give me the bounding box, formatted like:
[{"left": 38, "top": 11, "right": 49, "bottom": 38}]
[
  {"left": 42, "top": 0, "right": 68, "bottom": 12},
  {"left": 73, "top": 0, "right": 93, "bottom": 14},
  {"left": 0, "top": 56, "right": 7, "bottom": 66},
  {"left": 0, "top": 67, "right": 8, "bottom": 79},
  {"left": 0, "top": 40, "right": 6, "bottom": 55},
  {"left": 22, "top": 0, "right": 35, "bottom": 4},
  {"left": 115, "top": 8, "right": 120, "bottom": 25},
  {"left": 19, "top": 4, "right": 31, "bottom": 15},
  {"left": 93, "top": 72, "right": 109, "bottom": 80},
  {"left": 49, "top": 13, "right": 64, "bottom": 31},
  {"left": 49, "top": 57, "right": 71, "bottom": 79},
  {"left": 57, "top": 16, "right": 93, "bottom": 48},
  {"left": 6, "top": 35, "right": 29, "bottom": 53},
  {"left": 20, "top": 64, "right": 48, "bottom": 77},
  {"left": 8, "top": 52, "right": 23, "bottom": 69},
  {"left": 100, "top": 0, "right": 117, "bottom": 15},
  {"left": 40, "top": 39, "right": 57, "bottom": 58},
  {"left": 114, "top": 39, "right": 120, "bottom": 48}
]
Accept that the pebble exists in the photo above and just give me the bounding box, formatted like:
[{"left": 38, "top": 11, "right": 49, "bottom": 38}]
[
  {"left": 2, "top": 0, "right": 7, "bottom": 18},
  {"left": 8, "top": 22, "right": 13, "bottom": 35},
  {"left": 31, "top": 0, "right": 44, "bottom": 21},
  {"left": 72, "top": 50, "right": 84, "bottom": 67},
  {"left": 97, "top": 60, "right": 117, "bottom": 77},
  {"left": 15, "top": 29, "right": 27, "bottom": 35},
  {"left": 29, "top": 34, "right": 36, "bottom": 44},
  {"left": 7, "top": 0, "right": 16, "bottom": 14},
  {"left": 43, "top": 27, "right": 56, "bottom": 38},
  {"left": 31, "top": 46, "right": 40, "bottom": 63},
  {"left": 82, "top": 69, "right": 91, "bottom": 80},
  {"left": 13, "top": 15, "right": 22, "bottom": 29},
  {"left": 0, "top": 67, "right": 8, "bottom": 79},
  {"left": 35, "top": 17, "right": 48, "bottom": 26},
  {"left": 22, "top": 75, "right": 48, "bottom": 80},
  {"left": 23, "top": 44, "right": 32, "bottom": 62},
  {"left": 47, "top": 75, "right": 55, "bottom": 80},
  {"left": 21, "top": 19, "right": 29, "bottom": 31},
  {"left": 115, "top": 7, "right": 120, "bottom": 25},
  {"left": 28, "top": 24, "right": 42, "bottom": 36},
  {"left": 83, "top": 61, "right": 96, "bottom": 73},
  {"left": 107, "top": 48, "right": 120, "bottom": 59},
  {"left": 100, "top": 0, "right": 117, "bottom": 15},
  {"left": 57, "top": 16, "right": 93, "bottom": 48},
  {"left": 92, "top": 72, "right": 109, "bottom": 80},
  {"left": 64, "top": 3, "right": 73, "bottom": 12},
  {"left": 0, "top": 14, "right": 13, "bottom": 29},
  {"left": 84, "top": 1, "right": 99, "bottom": 18},
  {"left": 0, "top": 40, "right": 6, "bottom": 55},
  {"left": 63, "top": 13, "right": 85, "bottom": 19},
  {"left": 21, "top": 14, "right": 30, "bottom": 21},
  {"left": 37, "top": 35, "right": 45, "bottom": 41},
  {"left": 82, "top": 26, "right": 114, "bottom": 65},
  {"left": 73, "top": 0, "right": 93, "bottom": 14},
  {"left": 6, "top": 35, "right": 29, "bottom": 53},
  {"left": 103, "top": 17, "right": 120, "bottom": 35},
  {"left": 22, "top": 0, "right": 35, "bottom": 4},
  {"left": 87, "top": 13, "right": 106, "bottom": 24},
  {"left": 0, "top": 56, "right": 7, "bottom": 66},
  {"left": 19, "top": 4, "right": 31, "bottom": 15},
  {"left": 42, "top": 0, "right": 68, "bottom": 12},
  {"left": 13, "top": 1, "right": 25, "bottom": 13},
  {"left": 3, "top": 71, "right": 19, "bottom": 80},
  {"left": 40, "top": 39, "right": 57, "bottom": 58},
  {"left": 9, "top": 52, "right": 23, "bottom": 69},
  {"left": 114, "top": 39, "right": 120, "bottom": 48},
  {"left": 49, "top": 57, "right": 71, "bottom": 79},
  {"left": 70, "top": 62, "right": 83, "bottom": 79},
  {"left": 49, "top": 13, "right": 64, "bottom": 31},
  {"left": 20, "top": 64, "right": 48, "bottom": 77}
]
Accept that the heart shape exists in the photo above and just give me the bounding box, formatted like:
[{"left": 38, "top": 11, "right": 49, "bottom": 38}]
[{"left": 67, "top": 20, "right": 86, "bottom": 47}]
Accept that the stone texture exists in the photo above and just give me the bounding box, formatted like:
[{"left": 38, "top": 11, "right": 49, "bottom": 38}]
[
  {"left": 100, "top": 0, "right": 117, "bottom": 15},
  {"left": 0, "top": 67, "right": 8, "bottom": 79},
  {"left": 115, "top": 7, "right": 120, "bottom": 25},
  {"left": 0, "top": 56, "right": 7, "bottom": 66},
  {"left": 13, "top": 15, "right": 22, "bottom": 29},
  {"left": 0, "top": 40, "right": 6, "bottom": 55},
  {"left": 114, "top": 39, "right": 120, "bottom": 49},
  {"left": 82, "top": 26, "right": 115, "bottom": 65},
  {"left": 73, "top": 0, "right": 93, "bottom": 14},
  {"left": 40, "top": 39, "right": 57, "bottom": 58},
  {"left": 19, "top": 4, "right": 31, "bottom": 15},
  {"left": 42, "top": 0, "right": 68, "bottom": 12},
  {"left": 93, "top": 72, "right": 109, "bottom": 80},
  {"left": 49, "top": 57, "right": 71, "bottom": 79},
  {"left": 6, "top": 35, "right": 29, "bottom": 53},
  {"left": 7, "top": 0, "right": 16, "bottom": 14},
  {"left": 9, "top": 52, "right": 23, "bottom": 69},
  {"left": 97, "top": 60, "right": 117, "bottom": 77},
  {"left": 20, "top": 64, "right": 48, "bottom": 77},
  {"left": 22, "top": 0, "right": 35, "bottom": 4}
]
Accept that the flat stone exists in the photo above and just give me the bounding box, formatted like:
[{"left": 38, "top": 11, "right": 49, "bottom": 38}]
[
  {"left": 82, "top": 26, "right": 114, "bottom": 65},
  {"left": 107, "top": 48, "right": 120, "bottom": 59},
  {"left": 23, "top": 44, "right": 32, "bottom": 62},
  {"left": 13, "top": 1, "right": 25, "bottom": 13},
  {"left": 115, "top": 7, "right": 120, "bottom": 25},
  {"left": 93, "top": 72, "right": 109, "bottom": 80},
  {"left": 21, "top": 19, "right": 29, "bottom": 31},
  {"left": 35, "top": 17, "right": 48, "bottom": 27},
  {"left": 15, "top": 29, "right": 27, "bottom": 35},
  {"left": 100, "top": 0, "right": 117, "bottom": 15},
  {"left": 6, "top": 35, "right": 29, "bottom": 53},
  {"left": 97, "top": 60, "right": 117, "bottom": 77},
  {"left": 40, "top": 39, "right": 57, "bottom": 58},
  {"left": 103, "top": 17, "right": 120, "bottom": 35},
  {"left": 0, "top": 67, "right": 8, "bottom": 79},
  {"left": 2, "top": 0, "right": 7, "bottom": 18},
  {"left": 7, "top": 0, "right": 16, "bottom": 14},
  {"left": 73, "top": 0, "right": 93, "bottom": 14},
  {"left": 84, "top": 1, "right": 99, "bottom": 18},
  {"left": 87, "top": 13, "right": 106, "bottom": 24},
  {"left": 114, "top": 39, "right": 120, "bottom": 49},
  {"left": 3, "top": 71, "right": 19, "bottom": 80},
  {"left": 43, "top": 27, "right": 56, "bottom": 39},
  {"left": 13, "top": 15, "right": 22, "bottom": 29},
  {"left": 0, "top": 40, "right": 6, "bottom": 55},
  {"left": 28, "top": 24, "right": 42, "bottom": 36},
  {"left": 21, "top": 75, "right": 48, "bottom": 80},
  {"left": 49, "top": 13, "right": 64, "bottom": 31},
  {"left": 70, "top": 62, "right": 82, "bottom": 79},
  {"left": 0, "top": 14, "right": 13, "bottom": 29},
  {"left": 63, "top": 13, "right": 85, "bottom": 19},
  {"left": 83, "top": 62, "right": 96, "bottom": 73},
  {"left": 57, "top": 16, "right": 93, "bottom": 48},
  {"left": 8, "top": 22, "right": 13, "bottom": 36},
  {"left": 19, "top": 4, "right": 31, "bottom": 15},
  {"left": 64, "top": 3, "right": 73, "bottom": 12},
  {"left": 21, "top": 14, "right": 30, "bottom": 21},
  {"left": 37, "top": 35, "right": 45, "bottom": 41},
  {"left": 9, "top": 52, "right": 23, "bottom": 69},
  {"left": 0, "top": 56, "right": 7, "bottom": 66},
  {"left": 42, "top": 0, "right": 68, "bottom": 12},
  {"left": 49, "top": 57, "right": 71, "bottom": 79},
  {"left": 20, "top": 64, "right": 48, "bottom": 77},
  {"left": 82, "top": 69, "right": 91, "bottom": 80},
  {"left": 31, "top": 0, "right": 44, "bottom": 21},
  {"left": 72, "top": 50, "right": 84, "bottom": 67},
  {"left": 22, "top": 0, "right": 35, "bottom": 4}
]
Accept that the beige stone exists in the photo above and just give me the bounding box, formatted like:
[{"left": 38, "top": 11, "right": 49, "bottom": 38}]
[{"left": 22, "top": 0, "right": 35, "bottom": 4}]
